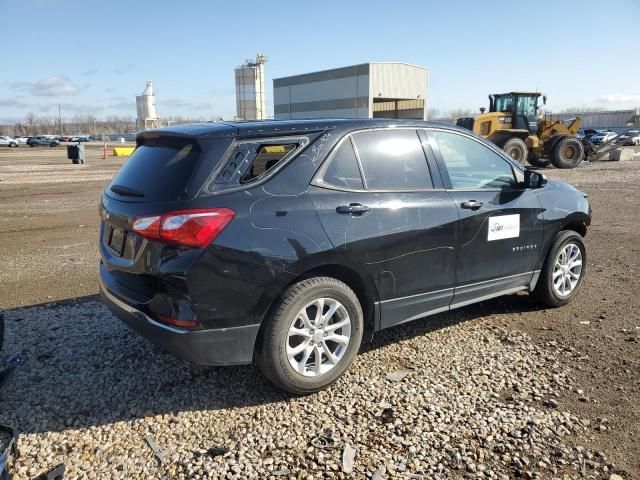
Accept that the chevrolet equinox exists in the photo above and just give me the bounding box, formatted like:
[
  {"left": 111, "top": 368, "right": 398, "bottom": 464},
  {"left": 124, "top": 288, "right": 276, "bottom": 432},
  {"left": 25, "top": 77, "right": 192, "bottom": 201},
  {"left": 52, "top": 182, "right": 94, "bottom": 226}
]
[{"left": 99, "top": 119, "right": 591, "bottom": 393}]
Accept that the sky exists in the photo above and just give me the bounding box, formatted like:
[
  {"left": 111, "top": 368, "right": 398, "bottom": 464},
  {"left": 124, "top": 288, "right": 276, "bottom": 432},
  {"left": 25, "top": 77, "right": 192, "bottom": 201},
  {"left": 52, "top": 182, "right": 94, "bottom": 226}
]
[{"left": 1, "top": 0, "right": 639, "bottom": 123}]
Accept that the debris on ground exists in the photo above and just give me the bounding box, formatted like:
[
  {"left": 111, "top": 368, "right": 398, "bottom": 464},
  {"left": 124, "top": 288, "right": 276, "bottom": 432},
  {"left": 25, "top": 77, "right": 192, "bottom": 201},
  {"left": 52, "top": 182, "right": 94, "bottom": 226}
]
[
  {"left": 33, "top": 463, "right": 65, "bottom": 480},
  {"left": 310, "top": 429, "right": 335, "bottom": 450},
  {"left": 144, "top": 434, "right": 167, "bottom": 464},
  {"left": 385, "top": 369, "right": 411, "bottom": 383},
  {"left": 342, "top": 444, "right": 356, "bottom": 474}
]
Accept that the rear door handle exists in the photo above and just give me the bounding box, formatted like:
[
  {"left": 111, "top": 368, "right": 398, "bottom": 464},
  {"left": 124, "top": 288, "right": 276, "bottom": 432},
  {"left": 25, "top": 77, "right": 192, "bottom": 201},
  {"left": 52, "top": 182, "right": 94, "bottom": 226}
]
[
  {"left": 461, "top": 200, "right": 483, "bottom": 210},
  {"left": 336, "top": 203, "right": 370, "bottom": 215}
]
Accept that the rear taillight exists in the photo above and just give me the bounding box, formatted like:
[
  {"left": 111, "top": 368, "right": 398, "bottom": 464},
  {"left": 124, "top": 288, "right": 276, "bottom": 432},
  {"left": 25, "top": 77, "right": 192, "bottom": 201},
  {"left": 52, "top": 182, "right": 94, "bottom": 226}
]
[{"left": 132, "top": 208, "right": 235, "bottom": 248}]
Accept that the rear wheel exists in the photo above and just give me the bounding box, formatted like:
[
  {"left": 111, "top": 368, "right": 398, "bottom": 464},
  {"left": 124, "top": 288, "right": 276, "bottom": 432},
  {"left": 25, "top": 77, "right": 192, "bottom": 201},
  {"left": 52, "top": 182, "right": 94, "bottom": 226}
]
[
  {"left": 533, "top": 230, "right": 586, "bottom": 307},
  {"left": 527, "top": 151, "right": 551, "bottom": 168},
  {"left": 551, "top": 137, "right": 584, "bottom": 169},
  {"left": 500, "top": 137, "right": 528, "bottom": 165},
  {"left": 255, "top": 276, "right": 363, "bottom": 394}
]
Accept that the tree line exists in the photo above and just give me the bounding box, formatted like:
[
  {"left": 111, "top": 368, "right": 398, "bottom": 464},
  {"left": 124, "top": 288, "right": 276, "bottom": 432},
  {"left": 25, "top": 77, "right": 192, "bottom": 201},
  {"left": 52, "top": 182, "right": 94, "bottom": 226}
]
[{"left": 0, "top": 113, "right": 209, "bottom": 137}]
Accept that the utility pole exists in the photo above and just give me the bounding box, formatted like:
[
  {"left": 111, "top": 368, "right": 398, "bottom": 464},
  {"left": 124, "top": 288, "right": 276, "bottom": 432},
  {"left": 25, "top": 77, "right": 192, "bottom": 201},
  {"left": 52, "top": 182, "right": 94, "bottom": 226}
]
[{"left": 58, "top": 105, "right": 63, "bottom": 136}]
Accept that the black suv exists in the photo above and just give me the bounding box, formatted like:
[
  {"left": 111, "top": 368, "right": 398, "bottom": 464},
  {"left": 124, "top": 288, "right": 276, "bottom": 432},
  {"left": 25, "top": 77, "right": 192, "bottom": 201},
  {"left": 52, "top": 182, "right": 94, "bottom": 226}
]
[{"left": 99, "top": 119, "right": 591, "bottom": 393}]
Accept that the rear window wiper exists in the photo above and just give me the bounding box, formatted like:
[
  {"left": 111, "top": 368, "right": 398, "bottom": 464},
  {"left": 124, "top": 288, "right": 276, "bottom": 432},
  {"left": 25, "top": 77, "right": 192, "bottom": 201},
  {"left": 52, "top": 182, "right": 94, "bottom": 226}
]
[{"left": 110, "top": 185, "right": 145, "bottom": 197}]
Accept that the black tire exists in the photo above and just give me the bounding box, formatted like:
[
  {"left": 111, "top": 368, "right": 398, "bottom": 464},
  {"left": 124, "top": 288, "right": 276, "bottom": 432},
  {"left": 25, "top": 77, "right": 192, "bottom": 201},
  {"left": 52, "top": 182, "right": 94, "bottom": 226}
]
[
  {"left": 500, "top": 137, "right": 528, "bottom": 165},
  {"left": 255, "top": 276, "right": 363, "bottom": 394},
  {"left": 29, "top": 143, "right": 35, "bottom": 147},
  {"left": 533, "top": 231, "right": 586, "bottom": 308},
  {"left": 9, "top": 142, "right": 17, "bottom": 148},
  {"left": 551, "top": 137, "right": 584, "bottom": 169},
  {"left": 0, "top": 312, "right": 4, "bottom": 352},
  {"left": 527, "top": 151, "right": 551, "bottom": 168}
]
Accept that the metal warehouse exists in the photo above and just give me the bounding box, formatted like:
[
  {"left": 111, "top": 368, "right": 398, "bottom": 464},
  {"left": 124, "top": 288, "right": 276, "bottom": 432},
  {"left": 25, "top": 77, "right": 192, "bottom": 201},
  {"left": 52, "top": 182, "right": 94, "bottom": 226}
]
[{"left": 273, "top": 62, "right": 429, "bottom": 120}]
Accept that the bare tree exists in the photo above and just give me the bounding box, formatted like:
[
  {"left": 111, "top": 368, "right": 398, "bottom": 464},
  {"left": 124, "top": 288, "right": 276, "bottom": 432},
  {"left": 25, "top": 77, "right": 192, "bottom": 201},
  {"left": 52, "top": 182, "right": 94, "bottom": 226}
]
[{"left": 448, "top": 109, "right": 473, "bottom": 121}]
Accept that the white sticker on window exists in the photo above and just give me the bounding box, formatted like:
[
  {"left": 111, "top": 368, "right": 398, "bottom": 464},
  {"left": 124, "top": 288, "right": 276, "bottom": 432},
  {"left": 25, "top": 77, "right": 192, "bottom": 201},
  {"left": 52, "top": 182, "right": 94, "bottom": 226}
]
[{"left": 488, "top": 214, "right": 520, "bottom": 241}]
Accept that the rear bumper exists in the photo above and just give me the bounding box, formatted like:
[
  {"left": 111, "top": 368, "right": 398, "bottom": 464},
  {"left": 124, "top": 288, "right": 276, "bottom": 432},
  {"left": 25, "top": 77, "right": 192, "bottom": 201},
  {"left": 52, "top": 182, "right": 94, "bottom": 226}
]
[{"left": 99, "top": 274, "right": 260, "bottom": 366}]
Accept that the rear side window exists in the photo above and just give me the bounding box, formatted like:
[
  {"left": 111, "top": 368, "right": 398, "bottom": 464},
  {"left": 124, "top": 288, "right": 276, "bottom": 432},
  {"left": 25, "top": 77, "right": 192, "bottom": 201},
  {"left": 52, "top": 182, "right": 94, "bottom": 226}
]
[
  {"left": 318, "top": 138, "right": 364, "bottom": 190},
  {"left": 351, "top": 129, "right": 433, "bottom": 190},
  {"left": 108, "top": 136, "right": 201, "bottom": 202}
]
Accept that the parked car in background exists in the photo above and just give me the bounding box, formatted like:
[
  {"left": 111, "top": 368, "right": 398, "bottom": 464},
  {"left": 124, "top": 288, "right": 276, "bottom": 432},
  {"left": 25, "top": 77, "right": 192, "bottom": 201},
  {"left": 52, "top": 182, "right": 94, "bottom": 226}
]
[
  {"left": 27, "top": 136, "right": 60, "bottom": 147},
  {"left": 70, "top": 136, "right": 90, "bottom": 142},
  {"left": 99, "top": 119, "right": 591, "bottom": 393},
  {"left": 15, "top": 136, "right": 30, "bottom": 144},
  {"left": 589, "top": 131, "right": 617, "bottom": 145},
  {"left": 576, "top": 129, "right": 598, "bottom": 140},
  {"left": 619, "top": 130, "right": 640, "bottom": 146},
  {"left": 58, "top": 136, "right": 72, "bottom": 142},
  {"left": 0, "top": 136, "right": 19, "bottom": 147}
]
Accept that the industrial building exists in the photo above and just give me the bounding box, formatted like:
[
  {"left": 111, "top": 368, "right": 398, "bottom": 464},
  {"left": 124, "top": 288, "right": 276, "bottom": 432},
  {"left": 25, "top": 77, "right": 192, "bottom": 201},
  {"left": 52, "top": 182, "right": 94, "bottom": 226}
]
[
  {"left": 553, "top": 109, "right": 640, "bottom": 133},
  {"left": 135, "top": 81, "right": 159, "bottom": 130},
  {"left": 273, "top": 62, "right": 429, "bottom": 120},
  {"left": 235, "top": 53, "right": 267, "bottom": 120}
]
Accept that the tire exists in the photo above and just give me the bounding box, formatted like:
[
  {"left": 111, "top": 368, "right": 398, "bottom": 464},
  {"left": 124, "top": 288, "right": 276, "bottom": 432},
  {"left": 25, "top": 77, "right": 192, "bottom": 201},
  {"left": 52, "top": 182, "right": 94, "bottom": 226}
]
[
  {"left": 500, "top": 137, "right": 528, "bottom": 165},
  {"left": 533, "top": 230, "right": 586, "bottom": 308},
  {"left": 527, "top": 151, "right": 551, "bottom": 168},
  {"left": 9, "top": 142, "right": 17, "bottom": 148},
  {"left": 551, "top": 137, "right": 584, "bottom": 169},
  {"left": 29, "top": 143, "right": 35, "bottom": 147},
  {"left": 255, "top": 276, "right": 363, "bottom": 394},
  {"left": 0, "top": 312, "right": 4, "bottom": 352}
]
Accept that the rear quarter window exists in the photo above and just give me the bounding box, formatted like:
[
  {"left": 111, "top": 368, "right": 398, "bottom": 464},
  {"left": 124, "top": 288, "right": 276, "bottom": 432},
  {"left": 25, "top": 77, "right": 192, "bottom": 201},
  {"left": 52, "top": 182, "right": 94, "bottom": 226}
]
[{"left": 211, "top": 136, "right": 308, "bottom": 191}]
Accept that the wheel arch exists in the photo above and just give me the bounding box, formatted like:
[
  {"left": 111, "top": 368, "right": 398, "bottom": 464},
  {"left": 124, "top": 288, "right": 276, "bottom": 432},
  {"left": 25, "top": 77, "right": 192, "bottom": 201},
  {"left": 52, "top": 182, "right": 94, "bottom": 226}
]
[{"left": 253, "top": 263, "right": 379, "bottom": 359}]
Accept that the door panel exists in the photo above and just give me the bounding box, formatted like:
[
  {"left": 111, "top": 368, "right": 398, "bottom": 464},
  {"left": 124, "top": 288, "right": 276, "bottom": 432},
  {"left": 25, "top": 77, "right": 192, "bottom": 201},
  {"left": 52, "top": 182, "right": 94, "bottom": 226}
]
[
  {"left": 308, "top": 128, "right": 459, "bottom": 331},
  {"left": 426, "top": 128, "right": 544, "bottom": 305},
  {"left": 446, "top": 189, "right": 544, "bottom": 305},
  {"left": 308, "top": 187, "right": 458, "bottom": 329}
]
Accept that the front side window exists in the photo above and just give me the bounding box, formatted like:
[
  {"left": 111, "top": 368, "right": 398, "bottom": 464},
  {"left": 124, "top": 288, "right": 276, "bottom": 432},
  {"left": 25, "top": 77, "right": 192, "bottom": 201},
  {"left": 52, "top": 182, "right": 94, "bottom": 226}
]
[
  {"left": 351, "top": 129, "right": 432, "bottom": 190},
  {"left": 430, "top": 130, "right": 516, "bottom": 190}
]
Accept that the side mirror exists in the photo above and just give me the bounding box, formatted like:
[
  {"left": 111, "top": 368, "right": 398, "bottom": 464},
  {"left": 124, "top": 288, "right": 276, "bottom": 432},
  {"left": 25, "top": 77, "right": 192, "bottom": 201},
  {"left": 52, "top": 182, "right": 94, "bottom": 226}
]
[{"left": 524, "top": 169, "right": 547, "bottom": 188}]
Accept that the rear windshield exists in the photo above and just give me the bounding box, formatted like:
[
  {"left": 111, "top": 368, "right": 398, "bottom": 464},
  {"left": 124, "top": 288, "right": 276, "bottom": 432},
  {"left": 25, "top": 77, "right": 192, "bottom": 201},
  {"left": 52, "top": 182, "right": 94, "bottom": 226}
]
[{"left": 107, "top": 136, "right": 201, "bottom": 202}]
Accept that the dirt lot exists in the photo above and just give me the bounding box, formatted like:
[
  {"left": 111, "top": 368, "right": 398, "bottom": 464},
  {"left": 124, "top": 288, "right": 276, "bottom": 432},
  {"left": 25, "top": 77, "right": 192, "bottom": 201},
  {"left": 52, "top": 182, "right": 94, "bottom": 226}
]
[{"left": 0, "top": 146, "right": 639, "bottom": 479}]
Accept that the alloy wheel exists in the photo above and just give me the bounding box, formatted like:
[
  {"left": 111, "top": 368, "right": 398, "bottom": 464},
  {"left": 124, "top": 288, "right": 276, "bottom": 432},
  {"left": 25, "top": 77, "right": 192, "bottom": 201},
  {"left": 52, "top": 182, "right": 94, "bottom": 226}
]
[
  {"left": 286, "top": 297, "right": 351, "bottom": 377},
  {"left": 552, "top": 243, "right": 583, "bottom": 297}
]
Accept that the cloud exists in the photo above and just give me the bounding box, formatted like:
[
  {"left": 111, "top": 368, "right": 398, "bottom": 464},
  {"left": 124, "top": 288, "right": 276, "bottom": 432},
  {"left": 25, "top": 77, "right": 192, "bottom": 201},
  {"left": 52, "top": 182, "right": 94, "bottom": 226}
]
[
  {"left": 598, "top": 93, "right": 640, "bottom": 104},
  {"left": 82, "top": 68, "right": 99, "bottom": 76},
  {"left": 163, "top": 98, "right": 213, "bottom": 111},
  {"left": 112, "top": 63, "right": 137, "bottom": 74},
  {"left": 11, "top": 75, "right": 79, "bottom": 97},
  {"left": 0, "top": 98, "right": 30, "bottom": 109}
]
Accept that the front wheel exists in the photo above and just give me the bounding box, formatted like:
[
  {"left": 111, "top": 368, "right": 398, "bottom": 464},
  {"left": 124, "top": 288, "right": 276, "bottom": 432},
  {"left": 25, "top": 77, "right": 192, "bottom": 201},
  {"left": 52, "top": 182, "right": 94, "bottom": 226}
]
[
  {"left": 255, "top": 277, "right": 363, "bottom": 394},
  {"left": 533, "top": 230, "right": 586, "bottom": 307},
  {"left": 551, "top": 137, "right": 584, "bottom": 169}
]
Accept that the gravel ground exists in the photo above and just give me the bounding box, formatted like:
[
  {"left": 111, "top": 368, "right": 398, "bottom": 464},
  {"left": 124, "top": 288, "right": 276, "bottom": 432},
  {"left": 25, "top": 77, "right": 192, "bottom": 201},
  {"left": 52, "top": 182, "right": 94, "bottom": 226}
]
[
  {"left": 0, "top": 298, "right": 611, "bottom": 479},
  {"left": 0, "top": 148, "right": 638, "bottom": 479}
]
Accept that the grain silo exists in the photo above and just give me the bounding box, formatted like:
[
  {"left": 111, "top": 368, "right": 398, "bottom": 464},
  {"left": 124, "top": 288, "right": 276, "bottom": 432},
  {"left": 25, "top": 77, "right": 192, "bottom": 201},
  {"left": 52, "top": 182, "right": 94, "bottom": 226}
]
[
  {"left": 235, "top": 53, "right": 267, "bottom": 120},
  {"left": 136, "top": 80, "right": 159, "bottom": 130}
]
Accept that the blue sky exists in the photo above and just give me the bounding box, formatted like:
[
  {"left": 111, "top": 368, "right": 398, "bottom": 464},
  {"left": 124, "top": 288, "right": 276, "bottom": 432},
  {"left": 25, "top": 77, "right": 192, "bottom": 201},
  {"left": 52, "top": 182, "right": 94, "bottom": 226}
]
[{"left": 1, "top": 0, "right": 639, "bottom": 122}]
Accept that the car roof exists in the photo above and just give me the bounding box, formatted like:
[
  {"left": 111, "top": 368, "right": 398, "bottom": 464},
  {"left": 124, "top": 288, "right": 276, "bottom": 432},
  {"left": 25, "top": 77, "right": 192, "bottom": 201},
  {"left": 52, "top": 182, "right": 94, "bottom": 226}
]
[{"left": 140, "top": 118, "right": 466, "bottom": 140}]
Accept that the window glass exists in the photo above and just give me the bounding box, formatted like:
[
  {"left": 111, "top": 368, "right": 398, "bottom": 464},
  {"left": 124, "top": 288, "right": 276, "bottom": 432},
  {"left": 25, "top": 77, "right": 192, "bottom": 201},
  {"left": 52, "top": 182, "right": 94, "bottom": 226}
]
[
  {"left": 108, "top": 136, "right": 202, "bottom": 201},
  {"left": 241, "top": 144, "right": 297, "bottom": 182},
  {"left": 320, "top": 139, "right": 364, "bottom": 189},
  {"left": 431, "top": 131, "right": 516, "bottom": 190},
  {"left": 214, "top": 140, "right": 300, "bottom": 187},
  {"left": 351, "top": 129, "right": 432, "bottom": 190}
]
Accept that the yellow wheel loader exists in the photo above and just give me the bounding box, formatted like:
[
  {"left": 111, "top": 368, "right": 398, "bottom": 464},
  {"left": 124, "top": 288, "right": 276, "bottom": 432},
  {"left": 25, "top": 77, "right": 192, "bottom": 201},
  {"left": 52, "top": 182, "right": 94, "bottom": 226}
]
[{"left": 456, "top": 92, "right": 584, "bottom": 169}]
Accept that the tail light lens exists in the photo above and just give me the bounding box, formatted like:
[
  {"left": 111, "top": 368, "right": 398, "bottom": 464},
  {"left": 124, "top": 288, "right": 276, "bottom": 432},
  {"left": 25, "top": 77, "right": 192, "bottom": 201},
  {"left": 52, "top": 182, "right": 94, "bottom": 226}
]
[
  {"left": 132, "top": 208, "right": 235, "bottom": 248},
  {"left": 155, "top": 314, "right": 198, "bottom": 329}
]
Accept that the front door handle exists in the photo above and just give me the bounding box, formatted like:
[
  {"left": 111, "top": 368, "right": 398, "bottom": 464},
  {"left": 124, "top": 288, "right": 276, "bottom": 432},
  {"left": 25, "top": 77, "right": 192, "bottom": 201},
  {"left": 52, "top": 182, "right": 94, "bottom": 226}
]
[
  {"left": 336, "top": 203, "right": 370, "bottom": 215},
  {"left": 461, "top": 200, "right": 484, "bottom": 210}
]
